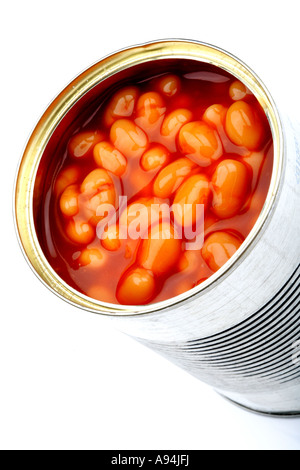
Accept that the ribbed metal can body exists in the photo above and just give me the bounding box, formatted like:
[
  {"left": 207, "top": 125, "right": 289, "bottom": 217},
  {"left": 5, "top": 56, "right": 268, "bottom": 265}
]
[
  {"left": 111, "top": 113, "right": 300, "bottom": 415},
  {"left": 14, "top": 40, "right": 300, "bottom": 416}
]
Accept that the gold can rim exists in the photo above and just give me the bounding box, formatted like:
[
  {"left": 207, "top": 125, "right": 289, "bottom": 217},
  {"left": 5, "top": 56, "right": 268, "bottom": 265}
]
[{"left": 14, "top": 39, "right": 283, "bottom": 316}]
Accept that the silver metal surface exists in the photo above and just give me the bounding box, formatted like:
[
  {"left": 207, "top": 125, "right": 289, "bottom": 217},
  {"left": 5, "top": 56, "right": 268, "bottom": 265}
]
[
  {"left": 14, "top": 40, "right": 300, "bottom": 415},
  {"left": 111, "top": 109, "right": 300, "bottom": 415}
]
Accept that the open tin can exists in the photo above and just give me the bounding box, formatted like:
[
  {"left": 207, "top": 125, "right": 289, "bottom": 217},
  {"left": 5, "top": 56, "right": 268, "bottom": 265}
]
[{"left": 14, "top": 40, "right": 300, "bottom": 416}]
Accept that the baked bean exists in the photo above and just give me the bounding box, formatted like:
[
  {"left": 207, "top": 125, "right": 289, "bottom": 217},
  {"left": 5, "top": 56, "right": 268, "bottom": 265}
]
[
  {"left": 139, "top": 222, "right": 182, "bottom": 276},
  {"left": 158, "top": 74, "right": 181, "bottom": 97},
  {"left": 161, "top": 108, "right": 192, "bottom": 137},
  {"left": 54, "top": 165, "right": 81, "bottom": 196},
  {"left": 202, "top": 231, "right": 242, "bottom": 272},
  {"left": 178, "top": 250, "right": 201, "bottom": 273},
  {"left": 101, "top": 225, "right": 121, "bottom": 251},
  {"left": 120, "top": 197, "right": 151, "bottom": 228},
  {"left": 178, "top": 121, "right": 223, "bottom": 166},
  {"left": 104, "top": 86, "right": 138, "bottom": 127},
  {"left": 94, "top": 141, "right": 127, "bottom": 176},
  {"left": 203, "top": 104, "right": 227, "bottom": 129},
  {"left": 153, "top": 158, "right": 196, "bottom": 199},
  {"left": 60, "top": 184, "right": 80, "bottom": 217},
  {"left": 225, "top": 101, "right": 264, "bottom": 150},
  {"left": 79, "top": 247, "right": 106, "bottom": 268},
  {"left": 110, "top": 119, "right": 148, "bottom": 158},
  {"left": 243, "top": 150, "right": 264, "bottom": 177},
  {"left": 119, "top": 197, "right": 165, "bottom": 237},
  {"left": 117, "top": 267, "right": 156, "bottom": 305},
  {"left": 81, "top": 169, "right": 114, "bottom": 195},
  {"left": 173, "top": 175, "right": 211, "bottom": 228},
  {"left": 211, "top": 159, "right": 250, "bottom": 219},
  {"left": 68, "top": 130, "right": 105, "bottom": 159},
  {"left": 84, "top": 192, "right": 115, "bottom": 226},
  {"left": 66, "top": 219, "right": 95, "bottom": 245},
  {"left": 80, "top": 169, "right": 115, "bottom": 225},
  {"left": 140, "top": 145, "right": 170, "bottom": 171},
  {"left": 136, "top": 92, "right": 166, "bottom": 129},
  {"left": 229, "top": 80, "right": 250, "bottom": 101}
]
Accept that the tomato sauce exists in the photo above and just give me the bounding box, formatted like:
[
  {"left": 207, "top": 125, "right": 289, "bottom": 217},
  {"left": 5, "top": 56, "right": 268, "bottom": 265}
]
[{"left": 35, "top": 64, "right": 273, "bottom": 305}]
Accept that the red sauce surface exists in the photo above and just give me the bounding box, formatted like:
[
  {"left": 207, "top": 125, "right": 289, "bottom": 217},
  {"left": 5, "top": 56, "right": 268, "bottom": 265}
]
[{"left": 36, "top": 64, "right": 273, "bottom": 305}]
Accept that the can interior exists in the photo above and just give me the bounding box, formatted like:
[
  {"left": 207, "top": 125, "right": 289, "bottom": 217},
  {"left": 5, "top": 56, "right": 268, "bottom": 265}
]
[{"left": 15, "top": 41, "right": 283, "bottom": 316}]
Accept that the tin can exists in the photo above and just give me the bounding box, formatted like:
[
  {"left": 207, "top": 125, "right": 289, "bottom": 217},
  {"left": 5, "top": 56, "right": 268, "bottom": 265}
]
[{"left": 14, "top": 40, "right": 300, "bottom": 416}]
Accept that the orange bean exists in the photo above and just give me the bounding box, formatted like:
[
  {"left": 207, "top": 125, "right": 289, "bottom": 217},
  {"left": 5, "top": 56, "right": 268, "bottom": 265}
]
[
  {"left": 242, "top": 150, "right": 264, "bottom": 179},
  {"left": 139, "top": 222, "right": 182, "bottom": 276},
  {"left": 136, "top": 92, "right": 166, "bottom": 129},
  {"left": 140, "top": 145, "right": 170, "bottom": 171},
  {"left": 80, "top": 169, "right": 116, "bottom": 225},
  {"left": 88, "top": 191, "right": 115, "bottom": 213},
  {"left": 66, "top": 219, "right": 95, "bottom": 245},
  {"left": 202, "top": 231, "right": 243, "bottom": 272},
  {"left": 203, "top": 104, "right": 227, "bottom": 129},
  {"left": 158, "top": 74, "right": 181, "bottom": 97},
  {"left": 229, "top": 80, "right": 250, "bottom": 101},
  {"left": 82, "top": 191, "right": 116, "bottom": 227},
  {"left": 59, "top": 184, "right": 80, "bottom": 217},
  {"left": 103, "top": 86, "right": 139, "bottom": 127},
  {"left": 110, "top": 119, "right": 148, "bottom": 159},
  {"left": 173, "top": 175, "right": 211, "bottom": 228},
  {"left": 68, "top": 130, "right": 105, "bottom": 159},
  {"left": 124, "top": 239, "right": 139, "bottom": 260},
  {"left": 153, "top": 158, "right": 196, "bottom": 199},
  {"left": 225, "top": 101, "right": 265, "bottom": 150},
  {"left": 161, "top": 108, "right": 193, "bottom": 137},
  {"left": 120, "top": 197, "right": 151, "bottom": 228},
  {"left": 178, "top": 121, "right": 223, "bottom": 167},
  {"left": 54, "top": 165, "right": 81, "bottom": 196},
  {"left": 119, "top": 197, "right": 166, "bottom": 238},
  {"left": 178, "top": 250, "right": 201, "bottom": 273},
  {"left": 79, "top": 247, "right": 106, "bottom": 268},
  {"left": 90, "top": 196, "right": 114, "bottom": 227},
  {"left": 211, "top": 159, "right": 250, "bottom": 219},
  {"left": 81, "top": 169, "right": 114, "bottom": 195},
  {"left": 101, "top": 224, "right": 121, "bottom": 251},
  {"left": 117, "top": 267, "right": 156, "bottom": 305},
  {"left": 94, "top": 141, "right": 127, "bottom": 176}
]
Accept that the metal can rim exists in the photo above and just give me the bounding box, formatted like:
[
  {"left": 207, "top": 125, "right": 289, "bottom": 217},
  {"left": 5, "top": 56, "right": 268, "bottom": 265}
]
[{"left": 14, "top": 38, "right": 284, "bottom": 317}]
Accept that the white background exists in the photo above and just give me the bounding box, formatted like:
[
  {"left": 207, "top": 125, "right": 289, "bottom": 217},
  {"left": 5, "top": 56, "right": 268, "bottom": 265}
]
[{"left": 1, "top": 0, "right": 300, "bottom": 450}]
